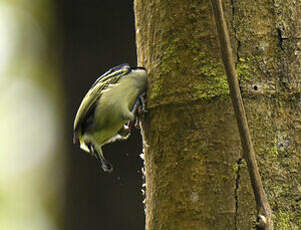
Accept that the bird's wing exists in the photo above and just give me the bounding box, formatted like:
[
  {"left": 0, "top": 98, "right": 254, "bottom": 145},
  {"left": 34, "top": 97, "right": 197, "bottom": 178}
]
[{"left": 73, "top": 64, "right": 131, "bottom": 137}]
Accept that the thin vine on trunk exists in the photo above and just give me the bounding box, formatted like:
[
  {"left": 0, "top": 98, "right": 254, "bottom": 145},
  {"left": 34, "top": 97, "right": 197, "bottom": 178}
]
[{"left": 210, "top": 0, "right": 273, "bottom": 229}]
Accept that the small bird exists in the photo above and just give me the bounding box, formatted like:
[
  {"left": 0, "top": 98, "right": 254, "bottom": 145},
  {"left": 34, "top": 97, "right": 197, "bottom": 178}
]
[{"left": 73, "top": 64, "right": 147, "bottom": 172}]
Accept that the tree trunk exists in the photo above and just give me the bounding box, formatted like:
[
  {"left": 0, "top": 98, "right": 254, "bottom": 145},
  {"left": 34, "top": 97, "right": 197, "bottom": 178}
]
[{"left": 134, "top": 0, "right": 300, "bottom": 230}]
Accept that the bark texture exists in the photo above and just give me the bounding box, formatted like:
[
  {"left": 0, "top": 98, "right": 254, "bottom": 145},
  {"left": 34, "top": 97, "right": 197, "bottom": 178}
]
[{"left": 134, "top": 0, "right": 300, "bottom": 229}]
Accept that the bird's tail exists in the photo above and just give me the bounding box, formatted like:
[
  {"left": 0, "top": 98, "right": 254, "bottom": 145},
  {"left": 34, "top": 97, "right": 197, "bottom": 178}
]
[
  {"left": 73, "top": 133, "right": 78, "bottom": 144},
  {"left": 91, "top": 145, "right": 113, "bottom": 173}
]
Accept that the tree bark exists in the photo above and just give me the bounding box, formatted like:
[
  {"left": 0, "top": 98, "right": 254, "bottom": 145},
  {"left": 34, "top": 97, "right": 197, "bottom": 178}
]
[{"left": 134, "top": 0, "right": 300, "bottom": 230}]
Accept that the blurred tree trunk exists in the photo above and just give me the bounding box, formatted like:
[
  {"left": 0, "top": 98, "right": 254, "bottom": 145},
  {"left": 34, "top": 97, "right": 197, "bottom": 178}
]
[
  {"left": 0, "top": 1, "right": 64, "bottom": 229},
  {"left": 134, "top": 0, "right": 300, "bottom": 229}
]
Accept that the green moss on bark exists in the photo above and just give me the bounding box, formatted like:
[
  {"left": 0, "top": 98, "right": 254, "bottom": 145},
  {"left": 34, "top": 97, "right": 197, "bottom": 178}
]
[{"left": 135, "top": 0, "right": 301, "bottom": 229}]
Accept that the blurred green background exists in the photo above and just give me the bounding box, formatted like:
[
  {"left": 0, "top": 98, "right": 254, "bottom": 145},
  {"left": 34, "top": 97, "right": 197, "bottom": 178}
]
[{"left": 0, "top": 0, "right": 144, "bottom": 229}]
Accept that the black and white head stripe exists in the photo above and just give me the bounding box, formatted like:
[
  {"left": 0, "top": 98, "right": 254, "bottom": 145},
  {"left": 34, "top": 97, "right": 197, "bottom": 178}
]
[
  {"left": 132, "top": 66, "right": 146, "bottom": 70},
  {"left": 91, "top": 64, "right": 131, "bottom": 88}
]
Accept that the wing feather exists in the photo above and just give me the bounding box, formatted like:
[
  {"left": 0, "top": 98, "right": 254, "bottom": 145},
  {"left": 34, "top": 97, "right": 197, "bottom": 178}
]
[{"left": 73, "top": 64, "right": 131, "bottom": 138}]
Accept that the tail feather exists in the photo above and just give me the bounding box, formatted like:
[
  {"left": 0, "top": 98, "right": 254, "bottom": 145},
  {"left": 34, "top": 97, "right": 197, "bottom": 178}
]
[
  {"left": 91, "top": 146, "right": 113, "bottom": 173},
  {"left": 73, "top": 133, "right": 78, "bottom": 144}
]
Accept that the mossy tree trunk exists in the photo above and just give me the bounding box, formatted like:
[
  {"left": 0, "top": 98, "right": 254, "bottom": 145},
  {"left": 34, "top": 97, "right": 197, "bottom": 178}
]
[{"left": 134, "top": 0, "right": 300, "bottom": 229}]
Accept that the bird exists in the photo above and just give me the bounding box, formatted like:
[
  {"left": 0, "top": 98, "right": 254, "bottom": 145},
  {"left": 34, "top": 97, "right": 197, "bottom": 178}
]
[{"left": 73, "top": 63, "right": 147, "bottom": 172}]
